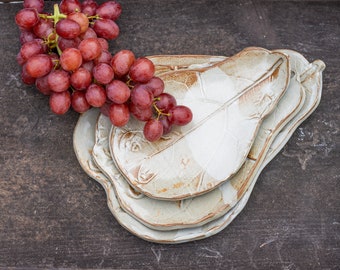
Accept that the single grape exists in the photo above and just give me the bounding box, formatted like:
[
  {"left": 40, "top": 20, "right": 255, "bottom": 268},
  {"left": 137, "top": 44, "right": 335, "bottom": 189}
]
[
  {"left": 96, "top": 1, "right": 122, "bottom": 21},
  {"left": 81, "top": 0, "right": 98, "bottom": 16},
  {"left": 25, "top": 54, "right": 53, "bottom": 78},
  {"left": 35, "top": 74, "right": 51, "bottom": 95},
  {"left": 85, "top": 84, "right": 106, "bottom": 107},
  {"left": 70, "top": 67, "right": 92, "bottom": 90},
  {"left": 94, "top": 50, "right": 112, "bottom": 65},
  {"left": 143, "top": 119, "right": 163, "bottom": 142},
  {"left": 59, "top": 0, "right": 81, "bottom": 14},
  {"left": 57, "top": 37, "right": 81, "bottom": 51},
  {"left": 49, "top": 91, "right": 71, "bottom": 115},
  {"left": 130, "top": 84, "right": 153, "bottom": 109},
  {"left": 67, "top": 12, "right": 89, "bottom": 34},
  {"left": 71, "top": 91, "right": 91, "bottom": 113},
  {"left": 100, "top": 101, "right": 111, "bottom": 117},
  {"left": 56, "top": 19, "right": 81, "bottom": 39},
  {"left": 106, "top": 80, "right": 130, "bottom": 104},
  {"left": 159, "top": 116, "right": 172, "bottom": 135},
  {"left": 20, "top": 39, "right": 44, "bottom": 61},
  {"left": 129, "top": 103, "right": 153, "bottom": 121},
  {"left": 23, "top": 0, "right": 44, "bottom": 13},
  {"left": 60, "top": 47, "right": 82, "bottom": 71},
  {"left": 168, "top": 105, "right": 193, "bottom": 126},
  {"left": 17, "top": 53, "right": 27, "bottom": 67},
  {"left": 81, "top": 60, "right": 94, "bottom": 72},
  {"left": 129, "top": 57, "right": 155, "bottom": 83},
  {"left": 97, "top": 38, "right": 109, "bottom": 51},
  {"left": 47, "top": 70, "right": 70, "bottom": 93},
  {"left": 92, "top": 19, "right": 119, "bottom": 40},
  {"left": 154, "top": 93, "right": 177, "bottom": 113},
  {"left": 20, "top": 30, "right": 37, "bottom": 44},
  {"left": 78, "top": 38, "right": 102, "bottom": 61},
  {"left": 21, "top": 66, "right": 36, "bottom": 84},
  {"left": 109, "top": 103, "right": 130, "bottom": 127},
  {"left": 144, "top": 77, "right": 164, "bottom": 96},
  {"left": 33, "top": 18, "right": 54, "bottom": 39},
  {"left": 79, "top": 27, "right": 97, "bottom": 39},
  {"left": 110, "top": 49, "right": 135, "bottom": 78},
  {"left": 92, "top": 62, "right": 114, "bottom": 84},
  {"left": 15, "top": 8, "right": 40, "bottom": 29}
]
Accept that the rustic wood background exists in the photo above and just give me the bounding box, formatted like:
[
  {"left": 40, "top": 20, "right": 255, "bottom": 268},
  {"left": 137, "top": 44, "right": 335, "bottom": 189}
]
[{"left": 0, "top": 0, "right": 339, "bottom": 269}]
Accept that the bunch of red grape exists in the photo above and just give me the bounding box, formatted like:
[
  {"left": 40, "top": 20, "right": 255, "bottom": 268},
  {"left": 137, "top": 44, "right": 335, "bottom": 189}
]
[{"left": 15, "top": 0, "right": 192, "bottom": 142}]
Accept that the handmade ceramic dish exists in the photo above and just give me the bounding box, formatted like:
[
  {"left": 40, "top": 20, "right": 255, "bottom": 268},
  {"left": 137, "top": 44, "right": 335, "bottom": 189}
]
[
  {"left": 73, "top": 49, "right": 324, "bottom": 243},
  {"left": 109, "top": 47, "right": 290, "bottom": 201},
  {"left": 93, "top": 71, "right": 305, "bottom": 230}
]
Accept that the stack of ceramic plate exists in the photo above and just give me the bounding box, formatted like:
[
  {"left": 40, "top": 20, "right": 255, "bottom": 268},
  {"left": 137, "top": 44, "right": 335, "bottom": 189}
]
[{"left": 73, "top": 47, "right": 325, "bottom": 244}]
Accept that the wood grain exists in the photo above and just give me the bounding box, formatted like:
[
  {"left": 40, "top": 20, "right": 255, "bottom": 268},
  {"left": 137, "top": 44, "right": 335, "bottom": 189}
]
[{"left": 0, "top": 1, "right": 339, "bottom": 269}]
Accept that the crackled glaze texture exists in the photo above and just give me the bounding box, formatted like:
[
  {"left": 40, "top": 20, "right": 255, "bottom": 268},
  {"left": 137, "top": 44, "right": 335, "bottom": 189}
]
[{"left": 110, "top": 47, "right": 290, "bottom": 201}]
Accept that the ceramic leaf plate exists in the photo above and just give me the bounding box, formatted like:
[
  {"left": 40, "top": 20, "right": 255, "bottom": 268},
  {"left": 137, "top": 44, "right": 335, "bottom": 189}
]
[
  {"left": 93, "top": 68, "right": 305, "bottom": 230},
  {"left": 110, "top": 47, "right": 290, "bottom": 201},
  {"left": 73, "top": 49, "right": 325, "bottom": 243}
]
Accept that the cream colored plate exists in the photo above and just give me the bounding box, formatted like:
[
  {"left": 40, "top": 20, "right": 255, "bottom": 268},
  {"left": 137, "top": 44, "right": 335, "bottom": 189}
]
[
  {"left": 93, "top": 71, "right": 304, "bottom": 230},
  {"left": 73, "top": 50, "right": 324, "bottom": 243},
  {"left": 110, "top": 47, "right": 290, "bottom": 200}
]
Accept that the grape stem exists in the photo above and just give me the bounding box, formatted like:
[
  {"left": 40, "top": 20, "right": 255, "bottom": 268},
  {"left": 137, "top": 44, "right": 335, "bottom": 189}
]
[{"left": 152, "top": 102, "right": 170, "bottom": 119}]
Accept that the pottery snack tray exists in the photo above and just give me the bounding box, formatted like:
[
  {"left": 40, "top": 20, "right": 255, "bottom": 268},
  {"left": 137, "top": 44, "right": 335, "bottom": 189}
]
[{"left": 73, "top": 47, "right": 325, "bottom": 243}]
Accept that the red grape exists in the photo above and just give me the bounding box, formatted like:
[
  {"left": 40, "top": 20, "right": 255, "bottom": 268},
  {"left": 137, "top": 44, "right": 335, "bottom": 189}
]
[
  {"left": 81, "top": 60, "right": 94, "bottom": 72},
  {"left": 109, "top": 103, "right": 130, "bottom": 127},
  {"left": 85, "top": 84, "right": 106, "bottom": 107},
  {"left": 92, "top": 19, "right": 119, "bottom": 40},
  {"left": 96, "top": 1, "right": 122, "bottom": 21},
  {"left": 23, "top": 0, "right": 44, "bottom": 13},
  {"left": 49, "top": 91, "right": 71, "bottom": 115},
  {"left": 106, "top": 80, "right": 131, "bottom": 104},
  {"left": 110, "top": 50, "right": 135, "bottom": 78},
  {"left": 81, "top": 0, "right": 98, "bottom": 16},
  {"left": 20, "top": 39, "right": 44, "bottom": 61},
  {"left": 159, "top": 116, "right": 172, "bottom": 135},
  {"left": 130, "top": 84, "right": 153, "bottom": 109},
  {"left": 59, "top": 0, "right": 81, "bottom": 14},
  {"left": 70, "top": 67, "right": 92, "bottom": 90},
  {"left": 25, "top": 54, "right": 53, "bottom": 78},
  {"left": 143, "top": 119, "right": 163, "bottom": 142},
  {"left": 71, "top": 91, "right": 91, "bottom": 113},
  {"left": 56, "top": 19, "right": 81, "bottom": 39},
  {"left": 60, "top": 48, "right": 82, "bottom": 71},
  {"left": 20, "top": 30, "right": 37, "bottom": 44},
  {"left": 97, "top": 38, "right": 109, "bottom": 51},
  {"left": 47, "top": 69, "right": 70, "bottom": 93},
  {"left": 79, "top": 27, "right": 97, "bottom": 39},
  {"left": 78, "top": 38, "right": 102, "bottom": 61},
  {"left": 100, "top": 101, "right": 111, "bottom": 117},
  {"left": 33, "top": 18, "right": 54, "bottom": 39},
  {"left": 21, "top": 66, "right": 36, "bottom": 84},
  {"left": 94, "top": 50, "right": 112, "bottom": 65},
  {"left": 129, "top": 103, "right": 153, "bottom": 121},
  {"left": 57, "top": 37, "right": 81, "bottom": 51},
  {"left": 16, "top": 52, "right": 26, "bottom": 66},
  {"left": 154, "top": 93, "right": 177, "bottom": 113},
  {"left": 168, "top": 105, "right": 193, "bottom": 126},
  {"left": 92, "top": 63, "right": 114, "bottom": 84},
  {"left": 67, "top": 12, "right": 89, "bottom": 34},
  {"left": 15, "top": 8, "right": 40, "bottom": 29},
  {"left": 144, "top": 77, "right": 164, "bottom": 96},
  {"left": 129, "top": 57, "right": 155, "bottom": 83},
  {"left": 35, "top": 74, "right": 51, "bottom": 95}
]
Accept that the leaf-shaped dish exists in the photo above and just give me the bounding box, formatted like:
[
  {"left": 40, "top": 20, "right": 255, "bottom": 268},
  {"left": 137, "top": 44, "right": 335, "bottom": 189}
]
[
  {"left": 73, "top": 50, "right": 324, "bottom": 243},
  {"left": 110, "top": 47, "right": 290, "bottom": 200},
  {"left": 92, "top": 62, "right": 305, "bottom": 230}
]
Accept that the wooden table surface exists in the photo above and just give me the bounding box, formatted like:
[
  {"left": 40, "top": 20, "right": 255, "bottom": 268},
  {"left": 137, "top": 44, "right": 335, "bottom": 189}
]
[{"left": 0, "top": 0, "right": 339, "bottom": 269}]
